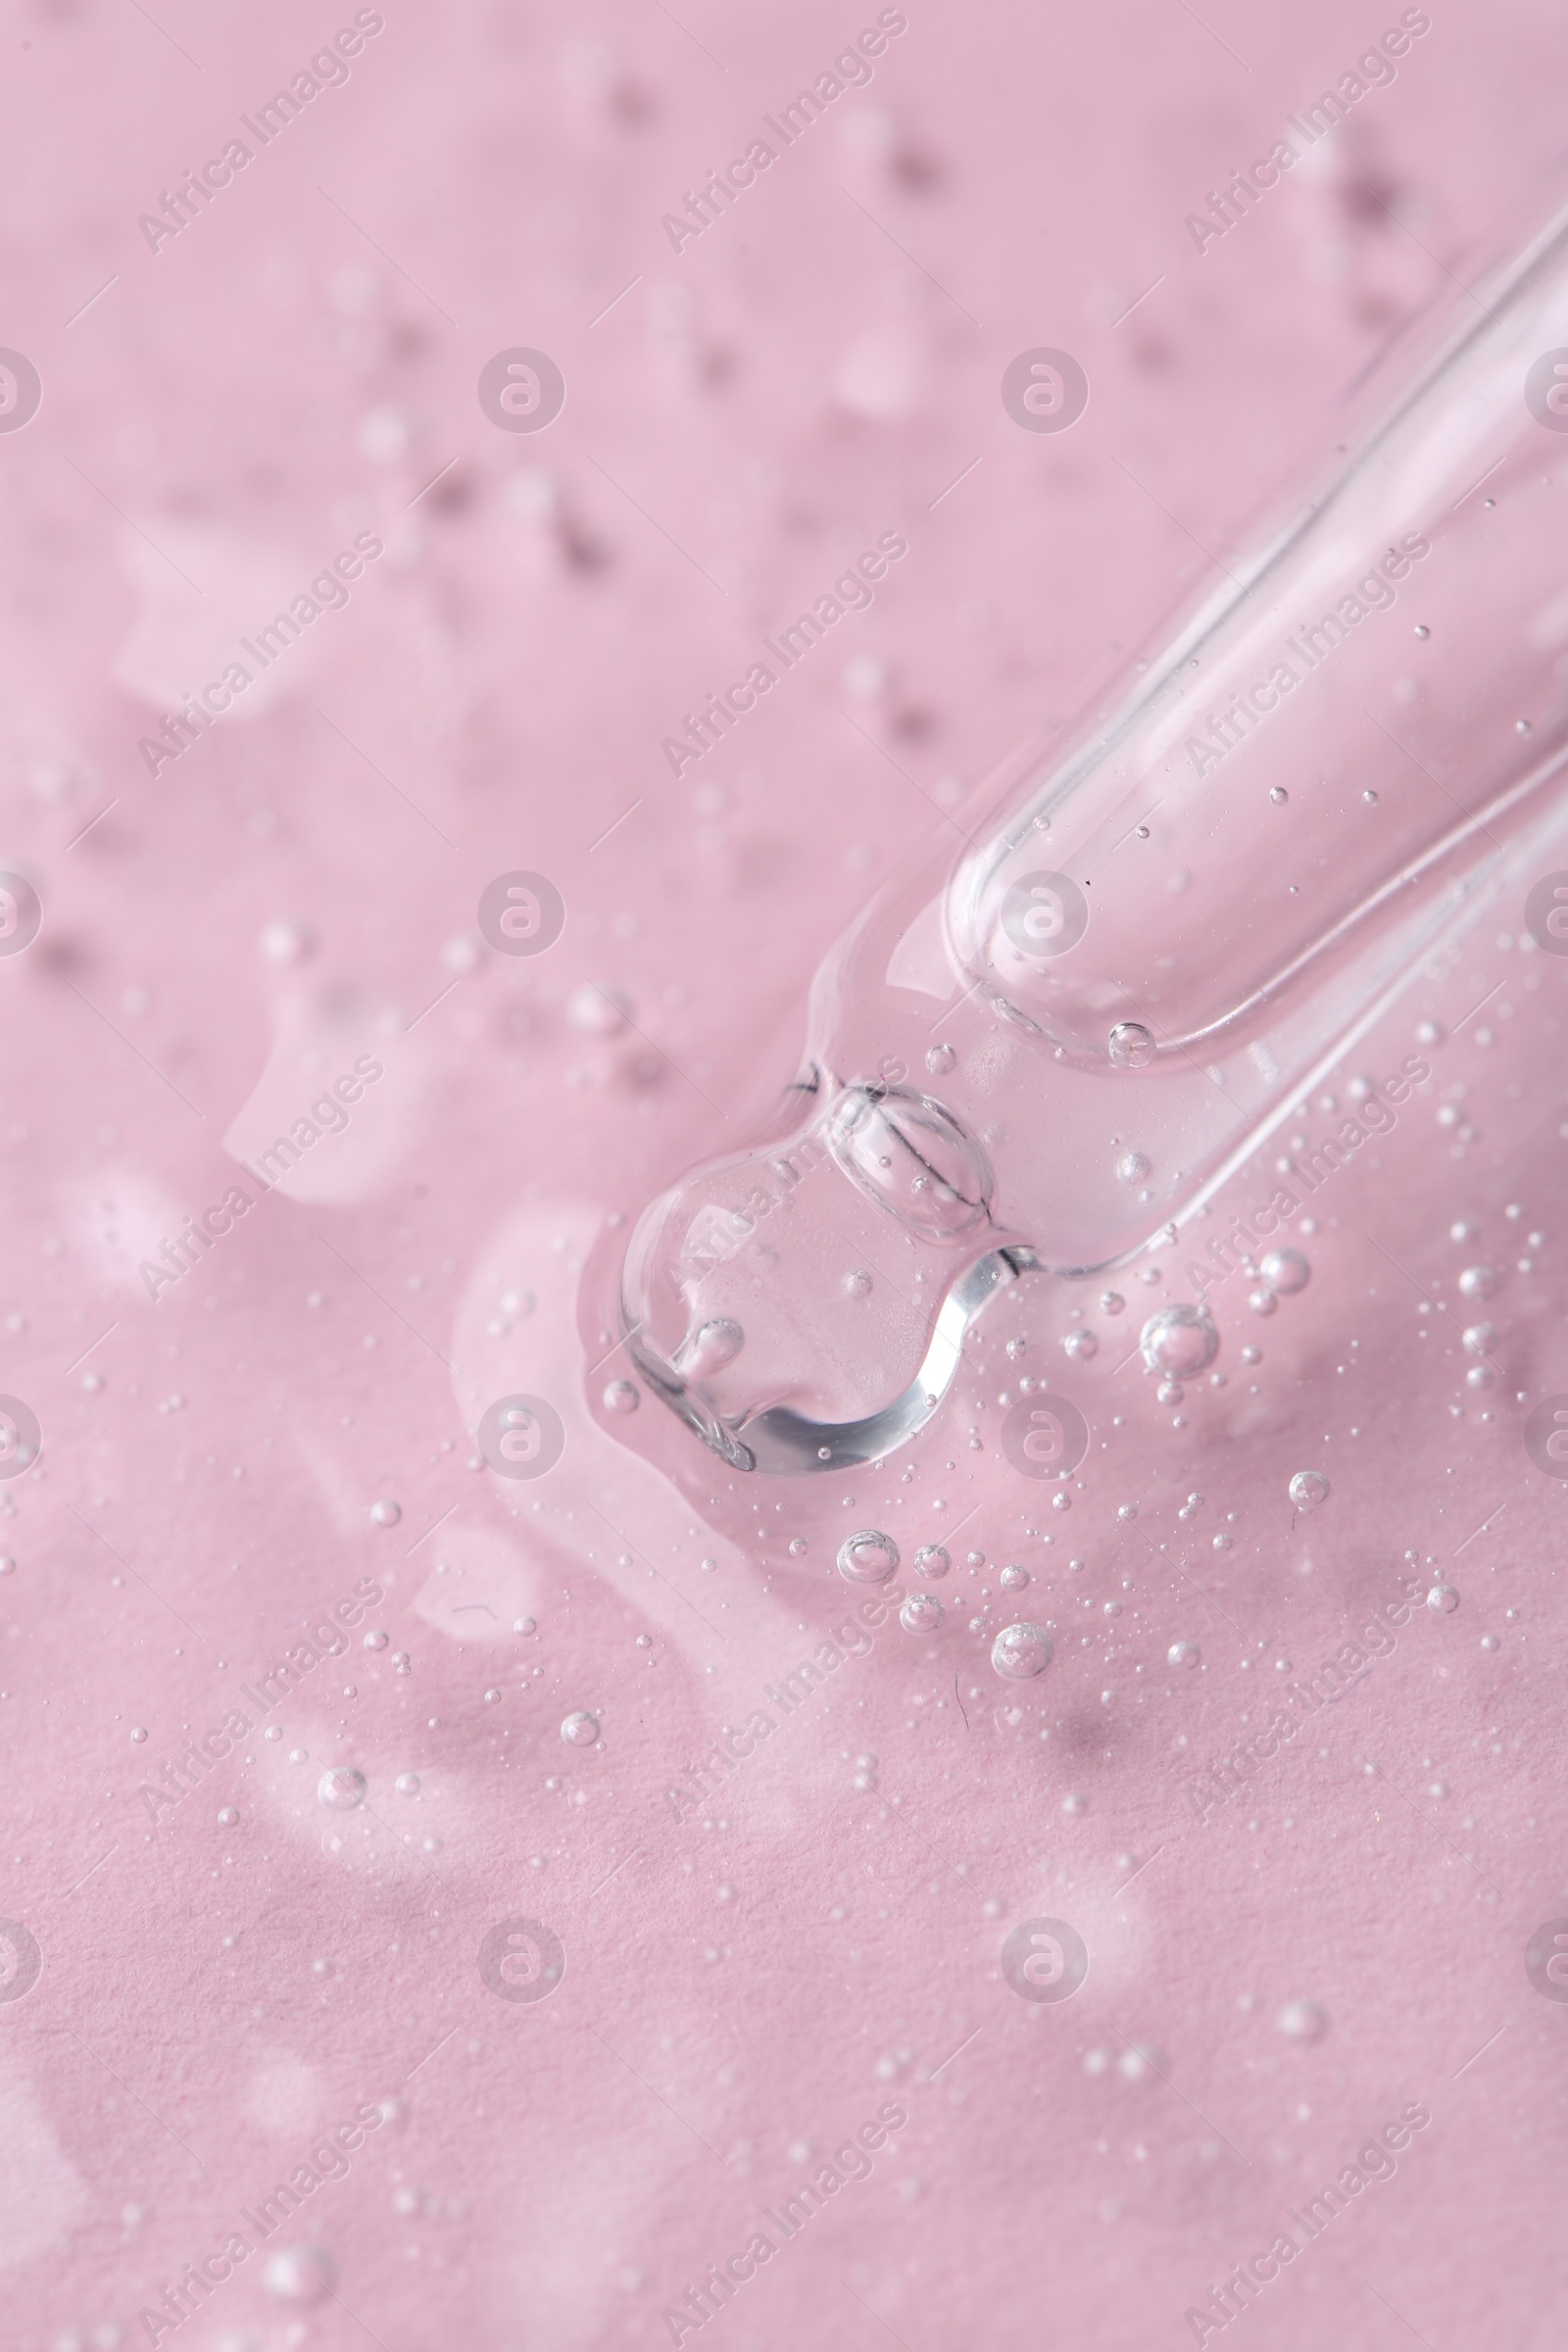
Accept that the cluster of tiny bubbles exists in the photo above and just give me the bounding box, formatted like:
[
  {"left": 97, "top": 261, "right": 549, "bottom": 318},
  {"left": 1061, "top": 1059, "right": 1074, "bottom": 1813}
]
[
  {"left": 1176, "top": 1491, "right": 1202, "bottom": 1522},
  {"left": 1063, "top": 1328, "right": 1099, "bottom": 1361},
  {"left": 317, "top": 1767, "right": 367, "bottom": 1810},
  {"left": 991, "top": 1623, "right": 1054, "bottom": 1680},
  {"left": 263, "top": 2243, "right": 337, "bottom": 2303},
  {"left": 838, "top": 1530, "right": 900, "bottom": 1584},
  {"left": 900, "top": 1592, "right": 944, "bottom": 1634},
  {"left": 1102, "top": 1291, "right": 1125, "bottom": 1315},
  {"left": 1168, "top": 1641, "right": 1200, "bottom": 1669},
  {"left": 1276, "top": 1997, "right": 1329, "bottom": 2044},
  {"left": 1288, "top": 1470, "right": 1329, "bottom": 1507},
  {"left": 844, "top": 1270, "right": 873, "bottom": 1298},
  {"left": 363, "top": 1628, "right": 389, "bottom": 1651},
  {"left": 603, "top": 1378, "right": 640, "bottom": 1414},
  {"left": 1427, "top": 1583, "right": 1460, "bottom": 1614},
  {"left": 1140, "top": 1301, "right": 1219, "bottom": 1378},
  {"left": 1107, "top": 1021, "right": 1157, "bottom": 1069},
  {"left": 1000, "top": 1563, "right": 1030, "bottom": 1591},
  {"left": 913, "top": 1544, "right": 951, "bottom": 1580},
  {"left": 561, "top": 1710, "right": 600, "bottom": 1746},
  {"left": 1116, "top": 1151, "right": 1152, "bottom": 1185},
  {"left": 369, "top": 1498, "right": 401, "bottom": 1527},
  {"left": 926, "top": 1042, "right": 956, "bottom": 1076}
]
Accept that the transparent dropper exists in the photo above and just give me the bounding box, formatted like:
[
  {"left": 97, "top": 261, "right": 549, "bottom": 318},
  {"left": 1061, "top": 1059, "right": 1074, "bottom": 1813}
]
[{"left": 602, "top": 178, "right": 1568, "bottom": 1474}]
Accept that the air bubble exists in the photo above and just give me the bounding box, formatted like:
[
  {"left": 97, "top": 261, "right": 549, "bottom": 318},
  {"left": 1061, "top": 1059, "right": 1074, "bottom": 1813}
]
[
  {"left": 1167, "top": 1641, "right": 1200, "bottom": 1669},
  {"left": 1427, "top": 1584, "right": 1459, "bottom": 1614},
  {"left": 1277, "top": 1998, "right": 1329, "bottom": 2043},
  {"left": 900, "top": 1593, "right": 944, "bottom": 1634},
  {"left": 1288, "top": 1471, "right": 1329, "bottom": 1507},
  {"left": 991, "top": 1622, "right": 1054, "bottom": 1680},
  {"left": 913, "top": 1544, "right": 951, "bottom": 1580},
  {"left": 675, "top": 1318, "right": 744, "bottom": 1378},
  {"left": 263, "top": 2244, "right": 337, "bottom": 2304},
  {"left": 1107, "top": 1022, "right": 1156, "bottom": 1070},
  {"left": 317, "top": 1767, "right": 366, "bottom": 1810},
  {"left": 1141, "top": 1301, "right": 1219, "bottom": 1377},
  {"left": 561, "top": 1710, "right": 601, "bottom": 1745},
  {"left": 1259, "top": 1248, "right": 1309, "bottom": 1295},
  {"left": 838, "top": 1531, "right": 900, "bottom": 1584}
]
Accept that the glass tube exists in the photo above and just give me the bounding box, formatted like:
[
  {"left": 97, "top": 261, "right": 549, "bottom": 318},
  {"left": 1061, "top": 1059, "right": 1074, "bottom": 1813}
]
[{"left": 603, "top": 179, "right": 1568, "bottom": 1474}]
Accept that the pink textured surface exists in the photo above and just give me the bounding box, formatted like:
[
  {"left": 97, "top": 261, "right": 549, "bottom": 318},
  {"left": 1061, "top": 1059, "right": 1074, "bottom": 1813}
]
[{"left": 3, "top": 3, "right": 1568, "bottom": 2348}]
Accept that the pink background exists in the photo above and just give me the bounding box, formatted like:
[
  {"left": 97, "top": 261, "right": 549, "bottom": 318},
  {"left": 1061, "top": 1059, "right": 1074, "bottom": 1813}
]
[{"left": 3, "top": 1, "right": 1567, "bottom": 2346}]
